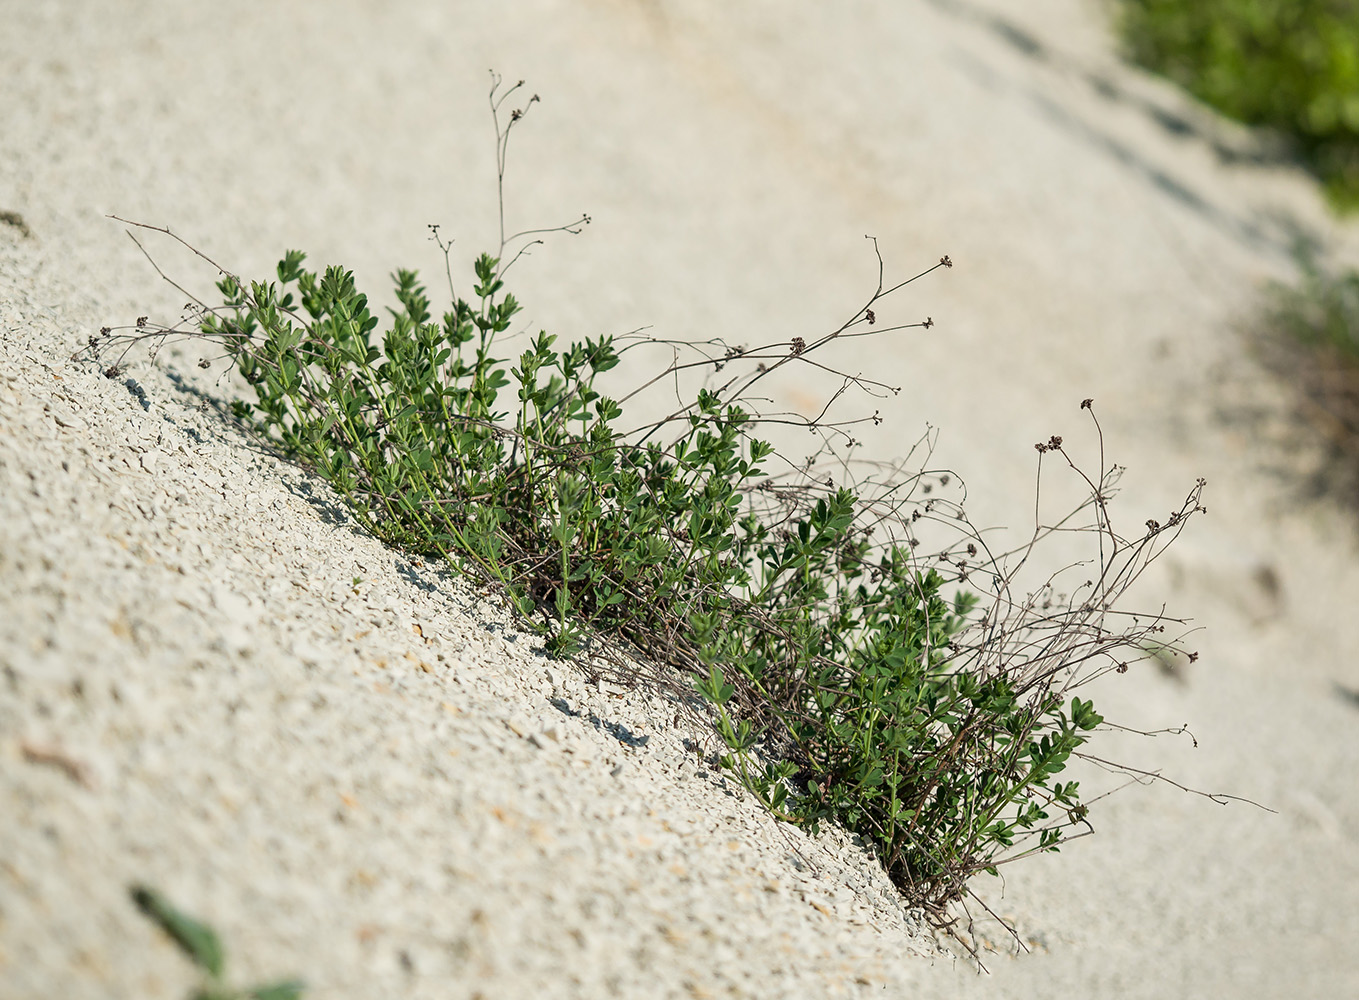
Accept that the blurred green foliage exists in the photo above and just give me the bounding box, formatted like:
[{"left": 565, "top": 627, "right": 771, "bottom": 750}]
[
  {"left": 1119, "top": 0, "right": 1359, "bottom": 210},
  {"left": 1263, "top": 246, "right": 1359, "bottom": 464},
  {"left": 1271, "top": 243, "right": 1359, "bottom": 358}
]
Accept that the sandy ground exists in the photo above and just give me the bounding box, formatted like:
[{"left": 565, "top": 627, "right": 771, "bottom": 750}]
[{"left": 3, "top": 0, "right": 1359, "bottom": 996}]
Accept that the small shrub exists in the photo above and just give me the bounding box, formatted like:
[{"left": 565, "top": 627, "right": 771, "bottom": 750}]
[
  {"left": 89, "top": 75, "right": 1204, "bottom": 920},
  {"left": 1255, "top": 244, "right": 1359, "bottom": 494},
  {"left": 1118, "top": 0, "right": 1359, "bottom": 210},
  {"left": 1269, "top": 245, "right": 1359, "bottom": 359}
]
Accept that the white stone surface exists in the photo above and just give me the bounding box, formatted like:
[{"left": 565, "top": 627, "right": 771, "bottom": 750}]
[{"left": 3, "top": 1, "right": 1359, "bottom": 997}]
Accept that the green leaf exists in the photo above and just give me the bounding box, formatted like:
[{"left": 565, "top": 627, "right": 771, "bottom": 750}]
[
  {"left": 696, "top": 663, "right": 735, "bottom": 706},
  {"left": 1071, "top": 696, "right": 1104, "bottom": 731},
  {"left": 277, "top": 250, "right": 307, "bottom": 285},
  {"left": 249, "top": 982, "right": 307, "bottom": 1000},
  {"left": 130, "top": 884, "right": 225, "bottom": 978}
]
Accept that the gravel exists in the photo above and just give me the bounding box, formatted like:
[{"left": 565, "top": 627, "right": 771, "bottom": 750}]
[{"left": 6, "top": 1, "right": 1359, "bottom": 996}]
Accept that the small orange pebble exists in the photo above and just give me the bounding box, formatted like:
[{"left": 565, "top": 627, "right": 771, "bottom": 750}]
[
  {"left": 20, "top": 741, "right": 94, "bottom": 788},
  {"left": 109, "top": 613, "right": 133, "bottom": 639},
  {"left": 402, "top": 651, "right": 433, "bottom": 673}
]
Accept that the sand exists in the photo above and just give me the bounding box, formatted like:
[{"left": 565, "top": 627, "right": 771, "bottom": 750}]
[{"left": 3, "top": 0, "right": 1358, "bottom": 996}]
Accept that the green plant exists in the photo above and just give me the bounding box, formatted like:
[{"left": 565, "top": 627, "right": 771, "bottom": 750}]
[
  {"left": 90, "top": 75, "right": 1205, "bottom": 919},
  {"left": 1254, "top": 243, "right": 1359, "bottom": 490},
  {"left": 130, "top": 884, "right": 304, "bottom": 1000},
  {"left": 1118, "top": 0, "right": 1359, "bottom": 210},
  {"left": 1269, "top": 244, "right": 1359, "bottom": 359}
]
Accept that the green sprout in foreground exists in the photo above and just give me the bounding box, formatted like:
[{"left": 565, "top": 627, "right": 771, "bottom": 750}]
[{"left": 131, "top": 884, "right": 304, "bottom": 1000}]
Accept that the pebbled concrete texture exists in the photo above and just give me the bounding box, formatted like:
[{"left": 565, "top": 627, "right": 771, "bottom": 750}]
[{"left": 3, "top": 0, "right": 1359, "bottom": 997}]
